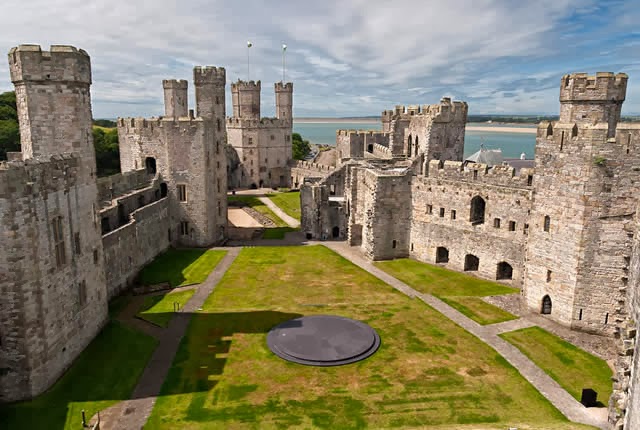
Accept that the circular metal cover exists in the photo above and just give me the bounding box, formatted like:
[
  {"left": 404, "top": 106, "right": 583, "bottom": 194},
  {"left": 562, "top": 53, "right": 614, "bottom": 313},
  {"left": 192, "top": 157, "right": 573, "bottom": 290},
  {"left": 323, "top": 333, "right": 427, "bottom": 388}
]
[{"left": 267, "top": 315, "right": 381, "bottom": 366}]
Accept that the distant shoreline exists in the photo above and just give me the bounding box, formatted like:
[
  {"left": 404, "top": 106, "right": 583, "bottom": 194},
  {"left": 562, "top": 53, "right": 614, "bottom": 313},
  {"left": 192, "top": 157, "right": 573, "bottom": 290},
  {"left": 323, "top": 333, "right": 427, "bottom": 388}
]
[{"left": 294, "top": 119, "right": 537, "bottom": 134}]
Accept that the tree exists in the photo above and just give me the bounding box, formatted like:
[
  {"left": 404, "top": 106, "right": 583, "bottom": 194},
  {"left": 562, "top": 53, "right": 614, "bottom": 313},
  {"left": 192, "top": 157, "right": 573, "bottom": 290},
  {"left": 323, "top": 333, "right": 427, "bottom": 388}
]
[
  {"left": 291, "top": 132, "right": 311, "bottom": 160},
  {"left": 0, "top": 91, "right": 19, "bottom": 159},
  {"left": 93, "top": 127, "right": 120, "bottom": 176}
]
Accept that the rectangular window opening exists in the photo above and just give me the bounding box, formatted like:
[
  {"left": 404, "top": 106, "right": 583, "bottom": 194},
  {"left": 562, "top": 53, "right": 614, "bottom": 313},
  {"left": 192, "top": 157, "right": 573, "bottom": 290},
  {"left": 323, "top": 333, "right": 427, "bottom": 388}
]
[
  {"left": 177, "top": 185, "right": 187, "bottom": 202},
  {"left": 493, "top": 218, "right": 501, "bottom": 228},
  {"left": 509, "top": 221, "right": 516, "bottom": 232}
]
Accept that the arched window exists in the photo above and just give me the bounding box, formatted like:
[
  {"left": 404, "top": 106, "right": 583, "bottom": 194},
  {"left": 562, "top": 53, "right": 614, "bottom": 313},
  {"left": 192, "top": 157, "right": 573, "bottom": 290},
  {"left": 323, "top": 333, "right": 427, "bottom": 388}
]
[
  {"left": 332, "top": 226, "right": 340, "bottom": 238},
  {"left": 436, "top": 247, "right": 449, "bottom": 263},
  {"left": 414, "top": 136, "right": 419, "bottom": 155},
  {"left": 572, "top": 124, "right": 578, "bottom": 138},
  {"left": 470, "top": 196, "right": 486, "bottom": 225},
  {"left": 546, "top": 123, "right": 553, "bottom": 137},
  {"left": 145, "top": 157, "right": 157, "bottom": 174},
  {"left": 464, "top": 254, "right": 479, "bottom": 271},
  {"left": 496, "top": 262, "right": 513, "bottom": 280},
  {"left": 543, "top": 215, "right": 550, "bottom": 232},
  {"left": 407, "top": 135, "right": 413, "bottom": 157},
  {"left": 541, "top": 295, "right": 552, "bottom": 314}
]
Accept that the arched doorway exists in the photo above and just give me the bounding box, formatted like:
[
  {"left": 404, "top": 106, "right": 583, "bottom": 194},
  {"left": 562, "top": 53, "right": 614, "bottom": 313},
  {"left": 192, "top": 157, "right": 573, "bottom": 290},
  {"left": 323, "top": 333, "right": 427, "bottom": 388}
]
[
  {"left": 367, "top": 144, "right": 373, "bottom": 153},
  {"left": 259, "top": 180, "right": 264, "bottom": 188},
  {"left": 496, "top": 262, "right": 513, "bottom": 280},
  {"left": 464, "top": 254, "right": 479, "bottom": 271},
  {"left": 470, "top": 196, "right": 486, "bottom": 225},
  {"left": 541, "top": 295, "right": 552, "bottom": 314},
  {"left": 332, "top": 226, "right": 340, "bottom": 238},
  {"left": 436, "top": 247, "right": 449, "bottom": 263},
  {"left": 145, "top": 157, "right": 157, "bottom": 174},
  {"left": 160, "top": 183, "right": 168, "bottom": 198}
]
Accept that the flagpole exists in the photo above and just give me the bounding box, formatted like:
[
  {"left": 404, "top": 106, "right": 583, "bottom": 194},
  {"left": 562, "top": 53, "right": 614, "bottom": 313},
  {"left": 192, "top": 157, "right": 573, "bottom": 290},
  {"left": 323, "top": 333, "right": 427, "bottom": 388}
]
[
  {"left": 247, "top": 41, "right": 252, "bottom": 81},
  {"left": 282, "top": 44, "right": 287, "bottom": 82}
]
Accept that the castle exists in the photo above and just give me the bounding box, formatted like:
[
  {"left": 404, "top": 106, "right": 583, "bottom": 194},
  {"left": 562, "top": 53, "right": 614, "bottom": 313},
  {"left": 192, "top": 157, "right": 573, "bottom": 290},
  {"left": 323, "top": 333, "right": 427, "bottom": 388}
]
[{"left": 0, "top": 44, "right": 638, "bottom": 429}]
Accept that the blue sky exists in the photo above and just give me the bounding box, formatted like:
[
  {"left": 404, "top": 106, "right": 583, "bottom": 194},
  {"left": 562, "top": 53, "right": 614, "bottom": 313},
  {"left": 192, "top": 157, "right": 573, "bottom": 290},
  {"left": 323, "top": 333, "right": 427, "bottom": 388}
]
[{"left": 0, "top": 0, "right": 639, "bottom": 118}]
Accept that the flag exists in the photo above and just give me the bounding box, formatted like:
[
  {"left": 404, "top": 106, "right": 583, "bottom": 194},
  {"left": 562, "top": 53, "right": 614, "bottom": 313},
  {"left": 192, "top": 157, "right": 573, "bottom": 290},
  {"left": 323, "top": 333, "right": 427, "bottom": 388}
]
[
  {"left": 282, "top": 44, "right": 287, "bottom": 51},
  {"left": 247, "top": 41, "right": 252, "bottom": 48}
]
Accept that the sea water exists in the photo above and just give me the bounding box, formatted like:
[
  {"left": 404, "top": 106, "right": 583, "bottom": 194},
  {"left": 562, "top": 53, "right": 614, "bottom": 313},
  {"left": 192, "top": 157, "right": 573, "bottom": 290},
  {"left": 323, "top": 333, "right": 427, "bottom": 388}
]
[{"left": 293, "top": 121, "right": 537, "bottom": 159}]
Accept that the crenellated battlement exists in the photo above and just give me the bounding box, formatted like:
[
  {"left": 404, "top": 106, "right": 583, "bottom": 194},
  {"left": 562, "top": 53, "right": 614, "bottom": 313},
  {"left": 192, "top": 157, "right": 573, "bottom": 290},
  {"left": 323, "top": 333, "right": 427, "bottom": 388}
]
[
  {"left": 0, "top": 153, "right": 80, "bottom": 198},
  {"left": 380, "top": 98, "right": 468, "bottom": 124},
  {"left": 275, "top": 81, "right": 293, "bottom": 91},
  {"left": 8, "top": 44, "right": 91, "bottom": 84},
  {"left": 193, "top": 66, "right": 225, "bottom": 86},
  {"left": 231, "top": 80, "right": 261, "bottom": 91},
  {"left": 117, "top": 115, "right": 206, "bottom": 133},
  {"left": 162, "top": 79, "right": 188, "bottom": 89},
  {"left": 427, "top": 159, "right": 534, "bottom": 188},
  {"left": 336, "top": 129, "right": 389, "bottom": 138},
  {"left": 560, "top": 72, "right": 628, "bottom": 102},
  {"left": 225, "top": 117, "right": 290, "bottom": 128}
]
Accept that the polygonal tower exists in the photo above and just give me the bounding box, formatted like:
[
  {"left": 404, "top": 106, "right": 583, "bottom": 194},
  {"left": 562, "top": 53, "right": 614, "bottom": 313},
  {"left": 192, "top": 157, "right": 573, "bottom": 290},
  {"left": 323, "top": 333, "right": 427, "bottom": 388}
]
[
  {"left": 275, "top": 81, "right": 293, "bottom": 123},
  {"left": 162, "top": 79, "right": 188, "bottom": 118},
  {"left": 524, "top": 72, "right": 633, "bottom": 335},
  {"left": 194, "top": 66, "right": 226, "bottom": 121},
  {"left": 231, "top": 80, "right": 261, "bottom": 119}
]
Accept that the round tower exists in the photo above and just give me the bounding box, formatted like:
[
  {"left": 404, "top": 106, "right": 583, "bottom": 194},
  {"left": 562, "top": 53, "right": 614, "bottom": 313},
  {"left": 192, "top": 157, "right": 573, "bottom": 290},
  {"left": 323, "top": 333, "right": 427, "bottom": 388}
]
[
  {"left": 162, "top": 79, "right": 188, "bottom": 118},
  {"left": 275, "top": 81, "right": 293, "bottom": 122},
  {"left": 193, "top": 66, "right": 226, "bottom": 120},
  {"left": 559, "top": 72, "right": 628, "bottom": 137},
  {"left": 231, "top": 80, "right": 261, "bottom": 119}
]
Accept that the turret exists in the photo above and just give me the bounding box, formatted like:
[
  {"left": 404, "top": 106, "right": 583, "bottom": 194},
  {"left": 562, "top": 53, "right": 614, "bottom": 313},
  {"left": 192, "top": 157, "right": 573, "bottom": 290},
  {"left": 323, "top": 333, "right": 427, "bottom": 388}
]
[
  {"left": 231, "top": 80, "right": 261, "bottom": 119},
  {"left": 8, "top": 44, "right": 94, "bottom": 162},
  {"left": 163, "top": 79, "right": 188, "bottom": 118},
  {"left": 559, "top": 72, "right": 628, "bottom": 137},
  {"left": 193, "top": 66, "right": 226, "bottom": 120},
  {"left": 275, "top": 81, "right": 293, "bottom": 122}
]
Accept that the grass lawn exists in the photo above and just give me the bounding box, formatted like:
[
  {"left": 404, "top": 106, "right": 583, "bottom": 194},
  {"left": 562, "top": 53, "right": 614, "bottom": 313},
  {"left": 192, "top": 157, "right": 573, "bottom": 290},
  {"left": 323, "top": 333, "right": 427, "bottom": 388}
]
[
  {"left": 0, "top": 322, "right": 157, "bottom": 430},
  {"left": 137, "top": 289, "right": 196, "bottom": 327},
  {"left": 137, "top": 248, "right": 227, "bottom": 287},
  {"left": 500, "top": 326, "right": 613, "bottom": 404},
  {"left": 375, "top": 258, "right": 518, "bottom": 325},
  {"left": 145, "top": 245, "right": 589, "bottom": 429},
  {"left": 266, "top": 191, "right": 301, "bottom": 221},
  {"left": 228, "top": 195, "right": 289, "bottom": 228}
]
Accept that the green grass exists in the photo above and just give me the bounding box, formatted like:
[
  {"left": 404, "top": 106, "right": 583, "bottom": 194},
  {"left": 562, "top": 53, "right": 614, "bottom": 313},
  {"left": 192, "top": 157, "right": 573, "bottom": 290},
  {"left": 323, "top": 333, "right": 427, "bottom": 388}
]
[
  {"left": 375, "top": 258, "right": 518, "bottom": 325},
  {"left": 500, "top": 326, "right": 613, "bottom": 404},
  {"left": 144, "top": 245, "right": 587, "bottom": 429},
  {"left": 228, "top": 195, "right": 289, "bottom": 228},
  {"left": 108, "top": 294, "right": 132, "bottom": 319},
  {"left": 137, "top": 248, "right": 227, "bottom": 287},
  {"left": 137, "top": 289, "right": 197, "bottom": 327},
  {"left": 261, "top": 226, "right": 297, "bottom": 239},
  {"left": 266, "top": 191, "right": 301, "bottom": 221},
  {"left": 0, "top": 322, "right": 157, "bottom": 430}
]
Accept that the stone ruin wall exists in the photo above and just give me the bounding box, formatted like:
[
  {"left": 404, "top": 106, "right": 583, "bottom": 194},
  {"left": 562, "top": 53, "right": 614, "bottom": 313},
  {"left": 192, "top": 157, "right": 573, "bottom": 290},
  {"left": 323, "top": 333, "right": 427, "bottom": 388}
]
[
  {"left": 118, "top": 117, "right": 227, "bottom": 246},
  {"left": 0, "top": 155, "right": 108, "bottom": 402},
  {"left": 98, "top": 171, "right": 170, "bottom": 298},
  {"left": 290, "top": 160, "right": 336, "bottom": 190},
  {"left": 409, "top": 160, "right": 533, "bottom": 287}
]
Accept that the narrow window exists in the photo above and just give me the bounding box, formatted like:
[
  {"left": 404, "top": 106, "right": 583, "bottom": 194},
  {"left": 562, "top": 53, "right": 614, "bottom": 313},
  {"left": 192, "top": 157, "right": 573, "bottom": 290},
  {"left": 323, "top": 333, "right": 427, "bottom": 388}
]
[
  {"left": 527, "top": 175, "right": 533, "bottom": 186},
  {"left": 78, "top": 280, "right": 87, "bottom": 307},
  {"left": 439, "top": 207, "right": 445, "bottom": 218},
  {"left": 493, "top": 218, "right": 501, "bottom": 228},
  {"left": 543, "top": 215, "right": 550, "bottom": 232},
  {"left": 604, "top": 313, "right": 609, "bottom": 324},
  {"left": 392, "top": 240, "right": 397, "bottom": 249},
  {"left": 248, "top": 137, "right": 253, "bottom": 145},
  {"left": 578, "top": 309, "right": 583, "bottom": 320},
  {"left": 627, "top": 133, "right": 631, "bottom": 154},
  {"left": 215, "top": 96, "right": 220, "bottom": 105},
  {"left": 572, "top": 124, "right": 578, "bottom": 138},
  {"left": 52, "top": 216, "right": 66, "bottom": 267},
  {"left": 270, "top": 135, "right": 275, "bottom": 140},
  {"left": 411, "top": 243, "right": 414, "bottom": 251},
  {"left": 217, "top": 118, "right": 221, "bottom": 131},
  {"left": 451, "top": 210, "right": 456, "bottom": 220},
  {"left": 218, "top": 202, "right": 222, "bottom": 217},
  {"left": 546, "top": 270, "right": 552, "bottom": 282},
  {"left": 473, "top": 170, "right": 478, "bottom": 180},
  {"left": 180, "top": 221, "right": 189, "bottom": 236},
  {"left": 74, "top": 232, "right": 81, "bottom": 255},
  {"left": 216, "top": 140, "right": 220, "bottom": 154},
  {"left": 217, "top": 181, "right": 220, "bottom": 193},
  {"left": 546, "top": 123, "right": 553, "bottom": 137},
  {"left": 93, "top": 249, "right": 99, "bottom": 264},
  {"left": 509, "top": 221, "right": 516, "bottom": 231},
  {"left": 523, "top": 223, "right": 529, "bottom": 234},
  {"left": 177, "top": 185, "right": 187, "bottom": 202},
  {"left": 217, "top": 161, "right": 221, "bottom": 169},
  {"left": 426, "top": 204, "right": 433, "bottom": 214},
  {"left": 560, "top": 131, "right": 564, "bottom": 151}
]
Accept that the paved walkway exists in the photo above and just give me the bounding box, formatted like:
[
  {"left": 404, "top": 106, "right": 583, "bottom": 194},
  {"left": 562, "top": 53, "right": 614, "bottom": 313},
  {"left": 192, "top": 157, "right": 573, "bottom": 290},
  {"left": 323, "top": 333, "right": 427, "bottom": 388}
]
[
  {"left": 105, "top": 248, "right": 241, "bottom": 430},
  {"left": 323, "top": 241, "right": 608, "bottom": 430},
  {"left": 258, "top": 196, "right": 300, "bottom": 228}
]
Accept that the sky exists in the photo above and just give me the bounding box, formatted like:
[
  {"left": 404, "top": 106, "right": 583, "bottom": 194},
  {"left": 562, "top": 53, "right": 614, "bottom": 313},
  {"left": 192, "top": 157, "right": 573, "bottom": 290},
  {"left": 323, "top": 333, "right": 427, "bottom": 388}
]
[{"left": 0, "top": 0, "right": 639, "bottom": 118}]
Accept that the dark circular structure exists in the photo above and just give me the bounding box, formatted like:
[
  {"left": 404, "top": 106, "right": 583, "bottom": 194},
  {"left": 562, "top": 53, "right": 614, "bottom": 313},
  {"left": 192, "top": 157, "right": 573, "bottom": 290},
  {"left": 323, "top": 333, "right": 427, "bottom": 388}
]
[{"left": 267, "top": 315, "right": 381, "bottom": 366}]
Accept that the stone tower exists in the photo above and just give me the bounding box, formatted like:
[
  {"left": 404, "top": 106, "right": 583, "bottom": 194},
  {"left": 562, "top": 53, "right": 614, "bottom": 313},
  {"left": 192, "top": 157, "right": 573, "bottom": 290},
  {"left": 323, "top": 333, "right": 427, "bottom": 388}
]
[
  {"left": 523, "top": 72, "right": 632, "bottom": 334},
  {"left": 163, "top": 79, "right": 188, "bottom": 118},
  {"left": 1, "top": 45, "right": 108, "bottom": 401},
  {"left": 275, "top": 82, "right": 293, "bottom": 123},
  {"left": 194, "top": 66, "right": 226, "bottom": 121},
  {"left": 231, "top": 80, "right": 261, "bottom": 119}
]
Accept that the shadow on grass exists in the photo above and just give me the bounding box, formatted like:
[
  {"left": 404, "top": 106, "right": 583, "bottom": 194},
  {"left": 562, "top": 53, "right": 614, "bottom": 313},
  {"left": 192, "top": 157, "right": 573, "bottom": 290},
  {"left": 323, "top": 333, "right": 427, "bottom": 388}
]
[
  {"left": 136, "top": 248, "right": 224, "bottom": 288},
  {"left": 152, "top": 310, "right": 304, "bottom": 398}
]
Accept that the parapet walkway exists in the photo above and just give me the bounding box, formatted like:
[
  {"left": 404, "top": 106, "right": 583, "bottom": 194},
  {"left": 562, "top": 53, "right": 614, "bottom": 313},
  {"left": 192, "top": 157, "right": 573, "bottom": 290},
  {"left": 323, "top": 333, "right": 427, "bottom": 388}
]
[
  {"left": 104, "top": 247, "right": 241, "bottom": 430},
  {"left": 323, "top": 241, "right": 608, "bottom": 430}
]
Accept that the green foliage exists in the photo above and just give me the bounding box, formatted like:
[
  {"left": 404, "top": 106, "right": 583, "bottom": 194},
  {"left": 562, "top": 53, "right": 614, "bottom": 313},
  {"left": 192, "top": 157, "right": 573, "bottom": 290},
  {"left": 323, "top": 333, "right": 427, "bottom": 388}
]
[
  {"left": 593, "top": 156, "right": 607, "bottom": 166},
  {"left": 92, "top": 126, "right": 120, "bottom": 176},
  {"left": 0, "top": 91, "right": 20, "bottom": 159},
  {"left": 93, "top": 119, "right": 117, "bottom": 128},
  {"left": 292, "top": 132, "right": 311, "bottom": 160}
]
